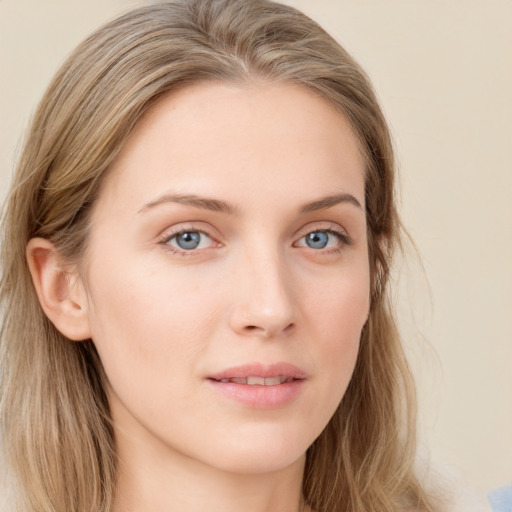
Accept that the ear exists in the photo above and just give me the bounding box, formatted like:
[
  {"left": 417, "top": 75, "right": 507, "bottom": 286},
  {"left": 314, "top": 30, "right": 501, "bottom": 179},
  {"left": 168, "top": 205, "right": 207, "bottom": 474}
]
[{"left": 26, "top": 238, "right": 92, "bottom": 341}]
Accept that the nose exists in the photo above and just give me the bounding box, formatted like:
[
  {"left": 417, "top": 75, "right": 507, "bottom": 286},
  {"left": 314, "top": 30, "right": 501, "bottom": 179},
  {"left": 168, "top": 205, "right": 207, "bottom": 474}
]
[{"left": 228, "top": 250, "right": 297, "bottom": 339}]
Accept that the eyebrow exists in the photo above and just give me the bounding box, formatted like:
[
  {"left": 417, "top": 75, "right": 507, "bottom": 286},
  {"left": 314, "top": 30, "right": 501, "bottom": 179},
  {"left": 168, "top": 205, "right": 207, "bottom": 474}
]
[
  {"left": 139, "top": 193, "right": 240, "bottom": 215},
  {"left": 138, "top": 192, "right": 363, "bottom": 215},
  {"left": 299, "top": 193, "right": 363, "bottom": 213}
]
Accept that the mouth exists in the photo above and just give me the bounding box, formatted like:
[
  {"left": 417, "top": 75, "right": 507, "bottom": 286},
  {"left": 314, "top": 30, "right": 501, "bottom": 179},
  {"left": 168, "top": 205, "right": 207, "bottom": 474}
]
[
  {"left": 206, "top": 362, "right": 307, "bottom": 408},
  {"left": 207, "top": 362, "right": 307, "bottom": 383},
  {"left": 210, "top": 376, "right": 298, "bottom": 386}
]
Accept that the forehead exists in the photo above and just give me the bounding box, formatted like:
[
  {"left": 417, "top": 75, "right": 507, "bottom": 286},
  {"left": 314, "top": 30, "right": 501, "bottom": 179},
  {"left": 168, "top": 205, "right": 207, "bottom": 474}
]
[{"left": 98, "top": 81, "right": 366, "bottom": 214}]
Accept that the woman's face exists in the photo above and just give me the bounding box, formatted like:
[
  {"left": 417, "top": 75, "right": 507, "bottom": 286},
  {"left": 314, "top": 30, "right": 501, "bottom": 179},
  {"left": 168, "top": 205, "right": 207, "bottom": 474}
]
[{"left": 81, "top": 82, "right": 370, "bottom": 474}]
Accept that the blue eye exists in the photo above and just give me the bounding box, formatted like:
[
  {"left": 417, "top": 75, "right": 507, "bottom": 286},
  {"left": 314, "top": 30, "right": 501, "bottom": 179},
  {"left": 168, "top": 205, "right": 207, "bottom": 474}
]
[
  {"left": 175, "top": 232, "right": 201, "bottom": 250},
  {"left": 305, "top": 231, "right": 329, "bottom": 249},
  {"left": 165, "top": 230, "right": 212, "bottom": 251},
  {"left": 297, "top": 229, "right": 349, "bottom": 251}
]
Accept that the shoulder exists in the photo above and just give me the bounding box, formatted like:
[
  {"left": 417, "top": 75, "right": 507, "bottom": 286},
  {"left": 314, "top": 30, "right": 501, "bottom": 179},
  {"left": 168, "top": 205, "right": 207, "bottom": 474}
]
[
  {"left": 442, "top": 486, "right": 493, "bottom": 512},
  {"left": 415, "top": 456, "right": 492, "bottom": 512},
  {"left": 488, "top": 485, "right": 512, "bottom": 512}
]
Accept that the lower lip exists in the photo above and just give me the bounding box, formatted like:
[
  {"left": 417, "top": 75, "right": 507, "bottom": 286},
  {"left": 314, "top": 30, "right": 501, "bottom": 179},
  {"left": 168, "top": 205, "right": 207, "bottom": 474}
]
[{"left": 207, "top": 379, "right": 306, "bottom": 409}]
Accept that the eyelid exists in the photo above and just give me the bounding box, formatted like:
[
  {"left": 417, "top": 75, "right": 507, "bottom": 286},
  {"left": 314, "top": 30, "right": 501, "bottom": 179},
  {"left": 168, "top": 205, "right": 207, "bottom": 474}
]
[
  {"left": 157, "top": 223, "right": 221, "bottom": 255},
  {"left": 293, "top": 222, "right": 353, "bottom": 251},
  {"left": 295, "top": 222, "right": 352, "bottom": 241},
  {"left": 157, "top": 221, "right": 219, "bottom": 241},
  {"left": 155, "top": 221, "right": 353, "bottom": 257}
]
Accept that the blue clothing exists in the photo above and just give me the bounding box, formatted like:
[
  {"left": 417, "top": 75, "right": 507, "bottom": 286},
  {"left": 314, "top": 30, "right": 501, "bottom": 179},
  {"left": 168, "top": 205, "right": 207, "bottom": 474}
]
[{"left": 489, "top": 485, "right": 512, "bottom": 512}]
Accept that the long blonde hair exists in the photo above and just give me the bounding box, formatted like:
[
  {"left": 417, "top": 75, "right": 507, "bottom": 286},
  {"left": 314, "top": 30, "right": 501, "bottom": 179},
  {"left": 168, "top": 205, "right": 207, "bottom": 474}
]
[{"left": 0, "top": 1, "right": 434, "bottom": 511}]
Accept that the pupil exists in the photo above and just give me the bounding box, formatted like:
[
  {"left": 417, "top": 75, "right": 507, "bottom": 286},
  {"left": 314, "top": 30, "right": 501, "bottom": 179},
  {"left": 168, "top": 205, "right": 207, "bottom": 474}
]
[
  {"left": 307, "top": 231, "right": 328, "bottom": 249},
  {"left": 177, "top": 232, "right": 200, "bottom": 250}
]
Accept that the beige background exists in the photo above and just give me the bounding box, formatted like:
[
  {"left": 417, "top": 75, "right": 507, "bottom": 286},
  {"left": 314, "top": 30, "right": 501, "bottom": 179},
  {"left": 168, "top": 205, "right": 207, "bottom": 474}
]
[{"left": 1, "top": 0, "right": 511, "bottom": 500}]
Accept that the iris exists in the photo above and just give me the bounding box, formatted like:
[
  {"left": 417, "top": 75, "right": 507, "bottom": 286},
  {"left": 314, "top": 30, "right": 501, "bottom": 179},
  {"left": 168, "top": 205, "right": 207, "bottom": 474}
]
[
  {"left": 176, "top": 232, "right": 201, "bottom": 250},
  {"left": 306, "top": 231, "right": 329, "bottom": 249}
]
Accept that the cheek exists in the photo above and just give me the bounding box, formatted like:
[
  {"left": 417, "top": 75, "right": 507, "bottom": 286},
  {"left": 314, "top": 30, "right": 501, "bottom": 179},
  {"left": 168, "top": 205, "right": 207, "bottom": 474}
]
[
  {"left": 83, "top": 264, "right": 227, "bottom": 436},
  {"left": 306, "top": 266, "right": 370, "bottom": 380},
  {"left": 83, "top": 258, "right": 223, "bottom": 384},
  {"left": 307, "top": 260, "right": 370, "bottom": 329}
]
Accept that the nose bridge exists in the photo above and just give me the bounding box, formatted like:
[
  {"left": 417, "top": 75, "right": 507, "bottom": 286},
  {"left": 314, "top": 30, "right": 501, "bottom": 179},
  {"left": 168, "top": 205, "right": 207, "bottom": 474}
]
[{"left": 229, "top": 238, "right": 296, "bottom": 338}]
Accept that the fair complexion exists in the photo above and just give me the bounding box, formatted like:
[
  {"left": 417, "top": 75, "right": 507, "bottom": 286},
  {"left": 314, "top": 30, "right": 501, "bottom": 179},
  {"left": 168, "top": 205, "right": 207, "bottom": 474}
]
[{"left": 27, "top": 82, "right": 369, "bottom": 512}]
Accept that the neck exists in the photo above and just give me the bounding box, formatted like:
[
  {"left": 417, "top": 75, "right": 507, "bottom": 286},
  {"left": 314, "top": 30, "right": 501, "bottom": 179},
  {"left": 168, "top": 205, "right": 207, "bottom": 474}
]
[{"left": 112, "top": 426, "right": 308, "bottom": 512}]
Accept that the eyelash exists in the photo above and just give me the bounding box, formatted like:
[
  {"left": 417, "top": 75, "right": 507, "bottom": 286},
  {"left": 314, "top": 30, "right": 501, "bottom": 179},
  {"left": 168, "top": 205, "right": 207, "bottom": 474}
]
[
  {"left": 158, "top": 224, "right": 353, "bottom": 257},
  {"left": 158, "top": 226, "right": 217, "bottom": 257},
  {"left": 294, "top": 227, "right": 353, "bottom": 255}
]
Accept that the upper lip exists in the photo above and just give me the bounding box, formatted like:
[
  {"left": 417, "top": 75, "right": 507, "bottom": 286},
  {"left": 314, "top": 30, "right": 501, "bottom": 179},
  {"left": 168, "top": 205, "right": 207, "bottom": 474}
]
[{"left": 208, "top": 362, "right": 308, "bottom": 381}]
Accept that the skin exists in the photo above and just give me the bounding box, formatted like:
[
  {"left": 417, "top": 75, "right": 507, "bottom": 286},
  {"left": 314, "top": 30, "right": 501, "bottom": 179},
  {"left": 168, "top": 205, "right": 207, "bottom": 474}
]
[{"left": 28, "top": 82, "right": 370, "bottom": 512}]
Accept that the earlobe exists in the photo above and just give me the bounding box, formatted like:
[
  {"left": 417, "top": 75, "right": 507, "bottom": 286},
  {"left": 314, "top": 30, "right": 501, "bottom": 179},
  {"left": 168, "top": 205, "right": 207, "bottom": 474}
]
[{"left": 26, "top": 238, "right": 92, "bottom": 341}]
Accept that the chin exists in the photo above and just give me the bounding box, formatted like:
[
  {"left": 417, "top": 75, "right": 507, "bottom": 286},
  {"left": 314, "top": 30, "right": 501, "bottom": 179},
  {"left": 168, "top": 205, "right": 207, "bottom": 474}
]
[
  {"left": 195, "top": 425, "right": 314, "bottom": 475},
  {"left": 210, "top": 448, "right": 307, "bottom": 476}
]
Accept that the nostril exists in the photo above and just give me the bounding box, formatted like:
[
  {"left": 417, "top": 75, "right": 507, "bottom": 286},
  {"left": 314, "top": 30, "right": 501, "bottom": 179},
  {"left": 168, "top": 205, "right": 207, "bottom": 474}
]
[
  {"left": 242, "top": 322, "right": 295, "bottom": 336},
  {"left": 283, "top": 323, "right": 295, "bottom": 333}
]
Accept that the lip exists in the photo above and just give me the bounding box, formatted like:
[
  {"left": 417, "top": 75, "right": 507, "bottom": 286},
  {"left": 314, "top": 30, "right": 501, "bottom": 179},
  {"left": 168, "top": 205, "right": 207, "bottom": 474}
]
[
  {"left": 206, "top": 362, "right": 307, "bottom": 409},
  {"left": 208, "top": 362, "right": 308, "bottom": 381}
]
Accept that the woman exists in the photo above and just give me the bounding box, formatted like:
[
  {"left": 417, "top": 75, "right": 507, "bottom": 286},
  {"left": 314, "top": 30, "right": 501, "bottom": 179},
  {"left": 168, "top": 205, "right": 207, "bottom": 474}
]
[{"left": 0, "top": 1, "right": 437, "bottom": 511}]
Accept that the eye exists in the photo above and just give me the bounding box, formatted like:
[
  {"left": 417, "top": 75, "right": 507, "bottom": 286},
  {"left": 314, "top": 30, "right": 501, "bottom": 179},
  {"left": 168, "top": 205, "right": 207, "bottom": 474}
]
[
  {"left": 295, "top": 228, "right": 351, "bottom": 252},
  {"left": 304, "top": 231, "right": 331, "bottom": 249},
  {"left": 162, "top": 230, "right": 215, "bottom": 252}
]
